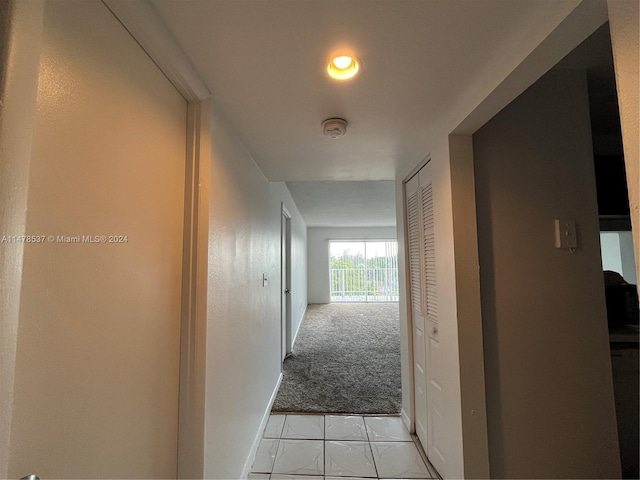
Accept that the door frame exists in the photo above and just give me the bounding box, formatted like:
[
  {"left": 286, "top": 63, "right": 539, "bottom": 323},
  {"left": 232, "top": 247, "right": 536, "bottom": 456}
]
[{"left": 281, "top": 204, "right": 292, "bottom": 364}]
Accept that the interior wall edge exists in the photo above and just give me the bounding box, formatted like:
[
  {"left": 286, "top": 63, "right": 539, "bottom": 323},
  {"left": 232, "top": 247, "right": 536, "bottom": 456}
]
[
  {"left": 102, "top": 0, "right": 210, "bottom": 101},
  {"left": 452, "top": 0, "right": 607, "bottom": 137},
  {"left": 607, "top": 0, "right": 640, "bottom": 289},
  {"left": 0, "top": 1, "right": 44, "bottom": 477},
  {"left": 448, "top": 134, "right": 490, "bottom": 480},
  {"left": 177, "top": 98, "right": 211, "bottom": 479}
]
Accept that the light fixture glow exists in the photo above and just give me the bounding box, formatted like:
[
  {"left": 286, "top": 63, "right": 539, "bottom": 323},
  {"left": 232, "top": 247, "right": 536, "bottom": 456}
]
[
  {"left": 333, "top": 56, "right": 353, "bottom": 69},
  {"left": 327, "top": 55, "right": 360, "bottom": 80}
]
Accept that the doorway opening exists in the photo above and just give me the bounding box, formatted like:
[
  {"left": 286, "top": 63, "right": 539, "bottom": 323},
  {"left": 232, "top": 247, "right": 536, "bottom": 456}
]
[
  {"left": 281, "top": 204, "right": 292, "bottom": 364},
  {"left": 329, "top": 240, "right": 399, "bottom": 302},
  {"left": 581, "top": 24, "right": 639, "bottom": 479},
  {"left": 272, "top": 238, "right": 402, "bottom": 415}
]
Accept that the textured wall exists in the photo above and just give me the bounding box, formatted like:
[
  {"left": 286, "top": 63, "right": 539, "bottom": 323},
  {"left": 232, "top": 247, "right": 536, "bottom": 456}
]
[
  {"left": 8, "top": 1, "right": 187, "bottom": 477},
  {"left": 204, "top": 109, "right": 308, "bottom": 479},
  {"left": 607, "top": 0, "right": 640, "bottom": 289},
  {"left": 474, "top": 69, "right": 620, "bottom": 478}
]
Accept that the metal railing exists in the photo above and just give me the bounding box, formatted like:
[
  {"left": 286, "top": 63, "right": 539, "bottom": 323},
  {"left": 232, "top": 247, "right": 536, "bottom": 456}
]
[{"left": 330, "top": 267, "right": 399, "bottom": 302}]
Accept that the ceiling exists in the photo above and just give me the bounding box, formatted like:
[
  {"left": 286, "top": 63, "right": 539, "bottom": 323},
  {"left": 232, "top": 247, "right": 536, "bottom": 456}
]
[
  {"left": 285, "top": 181, "right": 396, "bottom": 227},
  {"left": 149, "top": 0, "right": 583, "bottom": 225}
]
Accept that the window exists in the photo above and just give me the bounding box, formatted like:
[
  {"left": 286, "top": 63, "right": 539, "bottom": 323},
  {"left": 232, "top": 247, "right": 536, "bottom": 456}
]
[
  {"left": 329, "top": 240, "right": 399, "bottom": 302},
  {"left": 600, "top": 231, "right": 637, "bottom": 284}
]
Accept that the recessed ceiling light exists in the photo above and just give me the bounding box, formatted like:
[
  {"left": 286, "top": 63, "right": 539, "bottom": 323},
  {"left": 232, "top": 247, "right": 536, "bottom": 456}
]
[{"left": 327, "top": 55, "right": 360, "bottom": 80}]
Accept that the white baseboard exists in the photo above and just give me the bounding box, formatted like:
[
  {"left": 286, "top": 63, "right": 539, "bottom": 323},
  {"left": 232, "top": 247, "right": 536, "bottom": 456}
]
[
  {"left": 241, "top": 372, "right": 283, "bottom": 479},
  {"left": 401, "top": 407, "right": 412, "bottom": 433}
]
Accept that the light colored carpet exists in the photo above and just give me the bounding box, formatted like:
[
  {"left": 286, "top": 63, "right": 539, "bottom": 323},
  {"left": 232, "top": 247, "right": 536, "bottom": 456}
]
[{"left": 272, "top": 302, "right": 401, "bottom": 414}]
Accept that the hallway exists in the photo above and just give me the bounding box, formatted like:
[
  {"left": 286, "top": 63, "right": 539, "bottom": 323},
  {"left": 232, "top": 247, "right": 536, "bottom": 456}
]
[
  {"left": 250, "top": 414, "right": 438, "bottom": 479},
  {"left": 2, "top": 1, "right": 638, "bottom": 479}
]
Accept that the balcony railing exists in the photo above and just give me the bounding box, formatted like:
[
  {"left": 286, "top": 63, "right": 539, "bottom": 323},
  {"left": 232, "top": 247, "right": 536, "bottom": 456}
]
[{"left": 330, "top": 267, "right": 399, "bottom": 302}]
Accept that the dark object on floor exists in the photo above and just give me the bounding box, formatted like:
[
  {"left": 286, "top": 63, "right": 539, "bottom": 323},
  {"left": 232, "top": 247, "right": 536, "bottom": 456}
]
[{"left": 272, "top": 303, "right": 401, "bottom": 414}]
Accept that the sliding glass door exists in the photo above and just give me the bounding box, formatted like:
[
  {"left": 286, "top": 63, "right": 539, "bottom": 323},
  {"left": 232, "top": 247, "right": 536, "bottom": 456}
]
[{"left": 329, "top": 240, "right": 399, "bottom": 302}]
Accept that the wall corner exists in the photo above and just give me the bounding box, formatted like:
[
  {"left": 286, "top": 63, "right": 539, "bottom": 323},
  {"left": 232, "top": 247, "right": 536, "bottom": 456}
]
[{"left": 448, "top": 134, "right": 490, "bottom": 479}]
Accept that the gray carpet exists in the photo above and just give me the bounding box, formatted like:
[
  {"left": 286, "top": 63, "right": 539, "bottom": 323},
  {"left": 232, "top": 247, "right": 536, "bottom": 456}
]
[{"left": 272, "top": 302, "right": 401, "bottom": 414}]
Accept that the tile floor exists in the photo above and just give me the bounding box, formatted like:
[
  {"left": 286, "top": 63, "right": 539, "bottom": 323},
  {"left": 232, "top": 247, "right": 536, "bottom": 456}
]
[{"left": 249, "top": 414, "right": 439, "bottom": 480}]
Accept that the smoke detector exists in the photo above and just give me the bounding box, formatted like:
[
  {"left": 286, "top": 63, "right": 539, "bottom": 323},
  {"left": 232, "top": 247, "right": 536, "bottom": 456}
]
[{"left": 322, "top": 118, "right": 348, "bottom": 139}]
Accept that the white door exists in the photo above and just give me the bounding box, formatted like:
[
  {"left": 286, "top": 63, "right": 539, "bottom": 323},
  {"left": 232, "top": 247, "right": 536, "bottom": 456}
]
[
  {"left": 406, "top": 174, "right": 428, "bottom": 445},
  {"left": 405, "top": 161, "right": 446, "bottom": 475},
  {"left": 418, "top": 164, "right": 446, "bottom": 473},
  {"left": 8, "top": 1, "right": 186, "bottom": 478},
  {"left": 281, "top": 207, "right": 291, "bottom": 362}
]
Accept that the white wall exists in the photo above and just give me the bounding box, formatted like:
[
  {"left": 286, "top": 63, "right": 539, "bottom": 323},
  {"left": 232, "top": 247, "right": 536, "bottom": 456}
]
[
  {"left": 203, "top": 106, "right": 307, "bottom": 479},
  {"left": 601, "top": 232, "right": 624, "bottom": 274},
  {"left": 307, "top": 226, "right": 397, "bottom": 304},
  {"left": 473, "top": 69, "right": 620, "bottom": 478},
  {"left": 601, "top": 231, "right": 638, "bottom": 285}
]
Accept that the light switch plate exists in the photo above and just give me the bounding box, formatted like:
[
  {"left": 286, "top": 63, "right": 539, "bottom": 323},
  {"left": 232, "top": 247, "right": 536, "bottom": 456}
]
[{"left": 555, "top": 219, "right": 577, "bottom": 249}]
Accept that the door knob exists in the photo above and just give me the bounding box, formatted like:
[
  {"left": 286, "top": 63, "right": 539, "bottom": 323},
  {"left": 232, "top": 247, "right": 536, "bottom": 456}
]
[
  {"left": 284, "top": 288, "right": 290, "bottom": 294},
  {"left": 21, "top": 475, "right": 40, "bottom": 480}
]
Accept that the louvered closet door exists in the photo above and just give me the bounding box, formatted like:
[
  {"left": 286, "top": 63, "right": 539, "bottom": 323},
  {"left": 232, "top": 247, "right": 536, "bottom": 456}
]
[
  {"left": 405, "top": 174, "right": 428, "bottom": 447},
  {"left": 419, "top": 163, "right": 446, "bottom": 473}
]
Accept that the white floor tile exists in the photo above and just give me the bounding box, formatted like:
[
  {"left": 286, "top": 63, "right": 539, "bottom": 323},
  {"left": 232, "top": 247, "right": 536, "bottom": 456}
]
[
  {"left": 270, "top": 475, "right": 324, "bottom": 480},
  {"left": 325, "top": 440, "right": 377, "bottom": 478},
  {"left": 264, "top": 414, "right": 286, "bottom": 438},
  {"left": 247, "top": 474, "right": 270, "bottom": 480},
  {"left": 272, "top": 439, "right": 324, "bottom": 476},
  {"left": 251, "top": 438, "right": 279, "bottom": 473},
  {"left": 364, "top": 416, "right": 412, "bottom": 442},
  {"left": 370, "top": 442, "right": 432, "bottom": 479},
  {"left": 325, "top": 415, "right": 368, "bottom": 441},
  {"left": 325, "top": 477, "right": 373, "bottom": 480},
  {"left": 281, "top": 414, "right": 325, "bottom": 439}
]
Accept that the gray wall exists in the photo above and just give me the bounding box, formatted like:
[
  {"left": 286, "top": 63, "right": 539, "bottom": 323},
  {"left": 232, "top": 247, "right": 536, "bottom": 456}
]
[
  {"left": 307, "top": 226, "right": 397, "bottom": 304},
  {"left": 473, "top": 69, "right": 620, "bottom": 478}
]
